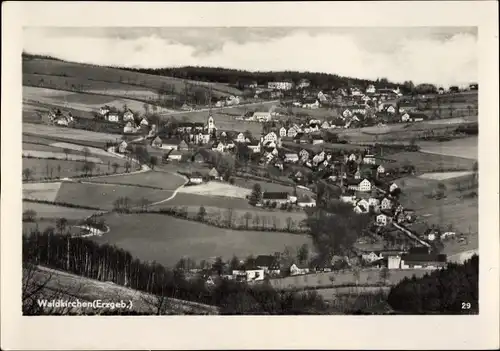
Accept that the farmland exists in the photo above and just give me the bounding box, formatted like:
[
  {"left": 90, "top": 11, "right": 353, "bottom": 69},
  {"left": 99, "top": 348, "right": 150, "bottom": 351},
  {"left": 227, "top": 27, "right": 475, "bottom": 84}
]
[
  {"left": 86, "top": 170, "right": 186, "bottom": 190},
  {"left": 387, "top": 151, "right": 476, "bottom": 173},
  {"left": 23, "top": 158, "right": 114, "bottom": 181},
  {"left": 417, "top": 136, "right": 478, "bottom": 160},
  {"left": 23, "top": 182, "right": 62, "bottom": 201},
  {"left": 54, "top": 182, "right": 174, "bottom": 210},
  {"left": 23, "top": 56, "right": 242, "bottom": 98},
  {"left": 159, "top": 193, "right": 254, "bottom": 210},
  {"left": 23, "top": 123, "right": 118, "bottom": 144},
  {"left": 23, "top": 201, "right": 96, "bottom": 220},
  {"left": 178, "top": 181, "right": 251, "bottom": 198},
  {"left": 94, "top": 212, "right": 312, "bottom": 267}
]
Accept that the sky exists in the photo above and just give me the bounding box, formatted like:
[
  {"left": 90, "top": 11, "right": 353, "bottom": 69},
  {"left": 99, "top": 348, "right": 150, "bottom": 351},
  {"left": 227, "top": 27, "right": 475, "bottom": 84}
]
[{"left": 23, "top": 27, "right": 478, "bottom": 87}]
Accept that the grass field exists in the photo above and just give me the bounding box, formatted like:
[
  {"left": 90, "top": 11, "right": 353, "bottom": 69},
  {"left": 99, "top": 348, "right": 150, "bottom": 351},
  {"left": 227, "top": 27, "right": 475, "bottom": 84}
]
[
  {"left": 268, "top": 268, "right": 430, "bottom": 291},
  {"left": 94, "top": 212, "right": 311, "bottom": 267},
  {"left": 27, "top": 266, "right": 219, "bottom": 314},
  {"left": 417, "top": 136, "right": 478, "bottom": 160},
  {"left": 23, "top": 123, "right": 118, "bottom": 144},
  {"left": 23, "top": 56, "right": 241, "bottom": 98},
  {"left": 54, "top": 182, "right": 174, "bottom": 210},
  {"left": 387, "top": 151, "right": 475, "bottom": 173},
  {"left": 23, "top": 151, "right": 103, "bottom": 163},
  {"left": 23, "top": 158, "right": 111, "bottom": 180},
  {"left": 87, "top": 170, "right": 186, "bottom": 190},
  {"left": 178, "top": 181, "right": 251, "bottom": 198},
  {"left": 23, "top": 182, "right": 62, "bottom": 201},
  {"left": 158, "top": 193, "right": 254, "bottom": 210},
  {"left": 231, "top": 177, "right": 313, "bottom": 197},
  {"left": 419, "top": 171, "right": 473, "bottom": 180},
  {"left": 23, "top": 201, "right": 97, "bottom": 220}
]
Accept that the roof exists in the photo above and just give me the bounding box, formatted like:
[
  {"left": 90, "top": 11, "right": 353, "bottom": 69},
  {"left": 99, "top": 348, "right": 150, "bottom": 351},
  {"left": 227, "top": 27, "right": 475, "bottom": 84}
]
[
  {"left": 178, "top": 140, "right": 189, "bottom": 147},
  {"left": 401, "top": 254, "right": 447, "bottom": 263},
  {"left": 255, "top": 255, "right": 277, "bottom": 268},
  {"left": 262, "top": 192, "right": 289, "bottom": 200}
]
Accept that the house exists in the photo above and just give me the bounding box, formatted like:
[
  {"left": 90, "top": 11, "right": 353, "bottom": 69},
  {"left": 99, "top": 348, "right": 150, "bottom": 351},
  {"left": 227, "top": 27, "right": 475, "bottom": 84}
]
[
  {"left": 106, "top": 113, "right": 120, "bottom": 122},
  {"left": 284, "top": 153, "right": 299, "bottom": 163},
  {"left": 441, "top": 231, "right": 456, "bottom": 240},
  {"left": 123, "top": 109, "right": 134, "bottom": 122},
  {"left": 267, "top": 81, "right": 294, "bottom": 91},
  {"left": 254, "top": 255, "right": 281, "bottom": 275},
  {"left": 279, "top": 127, "right": 287, "bottom": 137},
  {"left": 235, "top": 132, "right": 246, "bottom": 143},
  {"left": 348, "top": 153, "right": 357, "bottom": 161},
  {"left": 385, "top": 105, "right": 396, "bottom": 114},
  {"left": 253, "top": 112, "right": 272, "bottom": 122},
  {"left": 208, "top": 167, "right": 221, "bottom": 180},
  {"left": 99, "top": 106, "right": 111, "bottom": 116},
  {"left": 401, "top": 113, "right": 411, "bottom": 122},
  {"left": 400, "top": 254, "right": 447, "bottom": 270},
  {"left": 151, "top": 136, "right": 163, "bottom": 148},
  {"left": 192, "top": 152, "right": 206, "bottom": 163},
  {"left": 167, "top": 150, "right": 182, "bottom": 161},
  {"left": 123, "top": 121, "right": 138, "bottom": 134},
  {"left": 232, "top": 268, "right": 265, "bottom": 282},
  {"left": 361, "top": 251, "right": 383, "bottom": 263},
  {"left": 321, "top": 121, "right": 330, "bottom": 129},
  {"left": 287, "top": 128, "right": 299, "bottom": 138},
  {"left": 380, "top": 197, "right": 393, "bottom": 210},
  {"left": 159, "top": 138, "right": 180, "bottom": 150},
  {"left": 206, "top": 115, "right": 216, "bottom": 134},
  {"left": 212, "top": 141, "right": 225, "bottom": 153},
  {"left": 340, "top": 194, "right": 356, "bottom": 204},
  {"left": 247, "top": 141, "right": 261, "bottom": 153},
  {"left": 348, "top": 178, "right": 372, "bottom": 192},
  {"left": 354, "top": 168, "right": 361, "bottom": 180},
  {"left": 261, "top": 192, "right": 290, "bottom": 206},
  {"left": 297, "top": 198, "right": 316, "bottom": 208},
  {"left": 297, "top": 79, "right": 311, "bottom": 89},
  {"left": 140, "top": 118, "right": 149, "bottom": 127},
  {"left": 311, "top": 134, "right": 324, "bottom": 145},
  {"left": 189, "top": 174, "right": 203, "bottom": 185},
  {"left": 377, "top": 165, "right": 385, "bottom": 174},
  {"left": 368, "top": 197, "right": 380, "bottom": 207},
  {"left": 342, "top": 109, "right": 353, "bottom": 119},
  {"left": 299, "top": 149, "right": 310, "bottom": 160},
  {"left": 363, "top": 155, "right": 376, "bottom": 165},
  {"left": 302, "top": 100, "right": 320, "bottom": 109},
  {"left": 194, "top": 133, "right": 211, "bottom": 145},
  {"left": 389, "top": 183, "right": 399, "bottom": 193},
  {"left": 357, "top": 199, "right": 370, "bottom": 210},
  {"left": 366, "top": 85, "right": 376, "bottom": 94},
  {"left": 118, "top": 140, "right": 128, "bottom": 153},
  {"left": 262, "top": 132, "right": 278, "bottom": 143},
  {"left": 178, "top": 140, "right": 189, "bottom": 151},
  {"left": 289, "top": 263, "right": 310, "bottom": 276},
  {"left": 376, "top": 213, "right": 392, "bottom": 226}
]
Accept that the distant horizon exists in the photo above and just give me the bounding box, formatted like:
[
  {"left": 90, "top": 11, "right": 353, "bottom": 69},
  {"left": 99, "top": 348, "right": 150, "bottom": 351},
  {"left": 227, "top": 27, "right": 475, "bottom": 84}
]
[{"left": 23, "top": 27, "right": 478, "bottom": 88}]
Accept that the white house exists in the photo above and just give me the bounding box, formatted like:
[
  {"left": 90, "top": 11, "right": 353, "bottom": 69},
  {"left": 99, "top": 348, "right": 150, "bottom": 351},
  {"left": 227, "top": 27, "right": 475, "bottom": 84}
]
[
  {"left": 348, "top": 153, "right": 357, "bottom": 161},
  {"left": 340, "top": 194, "right": 356, "bottom": 204},
  {"left": 357, "top": 179, "right": 372, "bottom": 192},
  {"left": 107, "top": 113, "right": 120, "bottom": 122},
  {"left": 377, "top": 165, "right": 385, "bottom": 174},
  {"left": 262, "top": 132, "right": 278, "bottom": 143},
  {"left": 401, "top": 113, "right": 410, "bottom": 122},
  {"left": 140, "top": 118, "right": 149, "bottom": 127},
  {"left": 99, "top": 106, "right": 110, "bottom": 116},
  {"left": 168, "top": 150, "right": 182, "bottom": 161},
  {"left": 287, "top": 128, "right": 298, "bottom": 138},
  {"left": 212, "top": 142, "right": 225, "bottom": 153},
  {"left": 267, "top": 81, "right": 294, "bottom": 91},
  {"left": 302, "top": 100, "right": 320, "bottom": 109},
  {"left": 321, "top": 121, "right": 330, "bottom": 129},
  {"left": 253, "top": 112, "right": 272, "bottom": 122},
  {"left": 123, "top": 121, "right": 137, "bottom": 134},
  {"left": 232, "top": 269, "right": 265, "bottom": 282},
  {"left": 361, "top": 251, "right": 383, "bottom": 263},
  {"left": 118, "top": 140, "right": 128, "bottom": 153},
  {"left": 297, "top": 199, "right": 316, "bottom": 208},
  {"left": 366, "top": 85, "right": 376, "bottom": 94},
  {"left": 376, "top": 214, "right": 392, "bottom": 226},
  {"left": 363, "top": 155, "right": 376, "bottom": 165},
  {"left": 381, "top": 197, "right": 393, "bottom": 210},
  {"left": 368, "top": 197, "right": 380, "bottom": 207},
  {"left": 123, "top": 110, "right": 134, "bottom": 122},
  {"left": 389, "top": 183, "right": 399, "bottom": 193},
  {"left": 289, "top": 263, "right": 310, "bottom": 276},
  {"left": 279, "top": 127, "right": 287, "bottom": 137},
  {"left": 247, "top": 142, "right": 261, "bottom": 153},
  {"left": 357, "top": 199, "right": 370, "bottom": 211},
  {"left": 189, "top": 175, "right": 203, "bottom": 185},
  {"left": 342, "top": 109, "right": 353, "bottom": 119},
  {"left": 235, "top": 133, "right": 246, "bottom": 143},
  {"left": 299, "top": 149, "right": 310, "bottom": 159},
  {"left": 284, "top": 153, "right": 299, "bottom": 163},
  {"left": 386, "top": 105, "right": 396, "bottom": 114}
]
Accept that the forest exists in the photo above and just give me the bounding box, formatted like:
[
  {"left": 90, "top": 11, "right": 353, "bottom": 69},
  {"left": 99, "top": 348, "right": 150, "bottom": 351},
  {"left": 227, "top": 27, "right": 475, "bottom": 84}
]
[
  {"left": 22, "top": 230, "right": 328, "bottom": 315},
  {"left": 387, "top": 255, "right": 479, "bottom": 314}
]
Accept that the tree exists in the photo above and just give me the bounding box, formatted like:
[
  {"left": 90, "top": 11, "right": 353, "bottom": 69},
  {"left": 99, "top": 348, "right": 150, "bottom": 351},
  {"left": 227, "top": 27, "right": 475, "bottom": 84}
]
[
  {"left": 379, "top": 267, "right": 390, "bottom": 285},
  {"left": 297, "top": 244, "right": 309, "bottom": 264},
  {"left": 111, "top": 162, "right": 120, "bottom": 174},
  {"left": 22, "top": 209, "right": 37, "bottom": 222},
  {"left": 63, "top": 148, "right": 70, "bottom": 160},
  {"left": 248, "top": 183, "right": 262, "bottom": 206},
  {"left": 82, "top": 147, "right": 91, "bottom": 162},
  {"left": 472, "top": 161, "right": 478, "bottom": 182},
  {"left": 150, "top": 156, "right": 158, "bottom": 170},
  {"left": 124, "top": 161, "right": 132, "bottom": 173},
  {"left": 197, "top": 206, "right": 207, "bottom": 221},
  {"left": 23, "top": 168, "right": 33, "bottom": 181},
  {"left": 243, "top": 212, "right": 252, "bottom": 229},
  {"left": 56, "top": 217, "right": 68, "bottom": 235},
  {"left": 138, "top": 197, "right": 151, "bottom": 211}
]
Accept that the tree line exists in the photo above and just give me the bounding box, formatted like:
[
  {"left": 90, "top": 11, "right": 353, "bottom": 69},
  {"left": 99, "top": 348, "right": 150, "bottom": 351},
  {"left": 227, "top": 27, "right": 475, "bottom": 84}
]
[{"left": 22, "top": 229, "right": 328, "bottom": 314}]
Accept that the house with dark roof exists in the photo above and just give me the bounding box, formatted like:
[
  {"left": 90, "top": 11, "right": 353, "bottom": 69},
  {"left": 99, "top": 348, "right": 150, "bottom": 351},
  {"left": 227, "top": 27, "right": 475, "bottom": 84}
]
[
  {"left": 254, "top": 255, "right": 281, "bottom": 275},
  {"left": 262, "top": 192, "right": 290, "bottom": 205},
  {"left": 400, "top": 253, "right": 447, "bottom": 269}
]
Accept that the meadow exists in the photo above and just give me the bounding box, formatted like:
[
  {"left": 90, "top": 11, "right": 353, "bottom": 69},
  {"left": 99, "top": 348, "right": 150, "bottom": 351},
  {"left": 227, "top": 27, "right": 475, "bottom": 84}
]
[
  {"left": 23, "top": 201, "right": 97, "bottom": 220},
  {"left": 23, "top": 151, "right": 103, "bottom": 163},
  {"left": 387, "top": 151, "right": 476, "bottom": 173},
  {"left": 93, "top": 212, "right": 312, "bottom": 267},
  {"left": 23, "top": 158, "right": 111, "bottom": 180},
  {"left": 178, "top": 181, "right": 251, "bottom": 198},
  {"left": 417, "top": 136, "right": 478, "bottom": 160},
  {"left": 85, "top": 170, "right": 186, "bottom": 190},
  {"left": 54, "top": 182, "right": 174, "bottom": 210},
  {"left": 159, "top": 193, "right": 254, "bottom": 210},
  {"left": 23, "top": 56, "right": 241, "bottom": 98},
  {"left": 23, "top": 123, "right": 118, "bottom": 144},
  {"left": 23, "top": 182, "right": 62, "bottom": 201}
]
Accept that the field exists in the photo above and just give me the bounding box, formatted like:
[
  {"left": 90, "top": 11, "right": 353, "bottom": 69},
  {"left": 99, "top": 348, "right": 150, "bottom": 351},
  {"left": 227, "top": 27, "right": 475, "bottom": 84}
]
[
  {"left": 417, "top": 136, "right": 478, "bottom": 160},
  {"left": 26, "top": 266, "right": 219, "bottom": 314},
  {"left": 54, "top": 182, "right": 174, "bottom": 210},
  {"left": 23, "top": 158, "right": 112, "bottom": 180},
  {"left": 419, "top": 171, "right": 473, "bottom": 180},
  {"left": 313, "top": 286, "right": 391, "bottom": 302},
  {"left": 94, "top": 213, "right": 312, "bottom": 267},
  {"left": 387, "top": 151, "right": 476, "bottom": 173},
  {"left": 23, "top": 150, "right": 103, "bottom": 163},
  {"left": 159, "top": 193, "right": 254, "bottom": 210},
  {"left": 23, "top": 86, "right": 173, "bottom": 115},
  {"left": 231, "top": 177, "right": 313, "bottom": 197},
  {"left": 23, "top": 123, "right": 118, "bottom": 144},
  {"left": 23, "top": 56, "right": 241, "bottom": 98},
  {"left": 23, "top": 201, "right": 96, "bottom": 220},
  {"left": 268, "top": 268, "right": 430, "bottom": 291},
  {"left": 178, "top": 181, "right": 250, "bottom": 198},
  {"left": 87, "top": 170, "right": 186, "bottom": 190},
  {"left": 23, "top": 182, "right": 62, "bottom": 201}
]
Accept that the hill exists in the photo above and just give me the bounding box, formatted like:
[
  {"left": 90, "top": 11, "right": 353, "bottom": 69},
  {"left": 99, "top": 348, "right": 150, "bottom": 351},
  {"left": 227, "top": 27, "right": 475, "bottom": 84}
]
[{"left": 23, "top": 265, "right": 220, "bottom": 315}]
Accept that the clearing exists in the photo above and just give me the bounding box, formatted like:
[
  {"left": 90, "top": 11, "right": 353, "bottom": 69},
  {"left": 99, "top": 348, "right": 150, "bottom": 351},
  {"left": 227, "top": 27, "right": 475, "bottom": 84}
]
[
  {"left": 94, "top": 212, "right": 311, "bottom": 267},
  {"left": 23, "top": 182, "right": 62, "bottom": 201},
  {"left": 387, "top": 151, "right": 476, "bottom": 173},
  {"left": 55, "top": 182, "right": 174, "bottom": 210},
  {"left": 417, "top": 136, "right": 478, "bottom": 160}
]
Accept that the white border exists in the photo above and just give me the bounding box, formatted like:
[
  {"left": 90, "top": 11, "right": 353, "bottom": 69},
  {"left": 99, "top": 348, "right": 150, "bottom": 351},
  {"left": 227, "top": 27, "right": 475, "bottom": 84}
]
[{"left": 2, "top": 1, "right": 499, "bottom": 350}]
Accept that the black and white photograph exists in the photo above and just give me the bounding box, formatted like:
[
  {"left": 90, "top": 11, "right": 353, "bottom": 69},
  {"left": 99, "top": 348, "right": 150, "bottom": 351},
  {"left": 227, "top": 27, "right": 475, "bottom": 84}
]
[{"left": 2, "top": 1, "right": 499, "bottom": 350}]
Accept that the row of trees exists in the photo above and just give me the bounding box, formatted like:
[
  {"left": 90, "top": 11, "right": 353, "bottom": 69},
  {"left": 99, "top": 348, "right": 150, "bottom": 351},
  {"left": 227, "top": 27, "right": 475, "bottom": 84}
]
[{"left": 22, "top": 230, "right": 328, "bottom": 314}]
